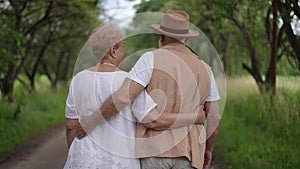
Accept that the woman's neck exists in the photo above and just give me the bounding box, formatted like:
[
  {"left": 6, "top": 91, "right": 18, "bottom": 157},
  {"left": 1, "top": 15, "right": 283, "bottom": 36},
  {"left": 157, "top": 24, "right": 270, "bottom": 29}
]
[
  {"left": 101, "top": 59, "right": 115, "bottom": 64},
  {"left": 99, "top": 59, "right": 119, "bottom": 72},
  {"left": 87, "top": 61, "right": 118, "bottom": 72}
]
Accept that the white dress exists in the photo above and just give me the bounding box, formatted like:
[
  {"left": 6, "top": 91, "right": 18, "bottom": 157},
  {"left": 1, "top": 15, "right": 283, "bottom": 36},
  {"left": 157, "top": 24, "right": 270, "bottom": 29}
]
[{"left": 63, "top": 70, "right": 156, "bottom": 169}]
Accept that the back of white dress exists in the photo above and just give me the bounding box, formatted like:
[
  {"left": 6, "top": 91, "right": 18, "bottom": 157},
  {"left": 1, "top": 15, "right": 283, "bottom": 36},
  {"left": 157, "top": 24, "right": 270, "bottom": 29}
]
[{"left": 64, "top": 70, "right": 143, "bottom": 169}]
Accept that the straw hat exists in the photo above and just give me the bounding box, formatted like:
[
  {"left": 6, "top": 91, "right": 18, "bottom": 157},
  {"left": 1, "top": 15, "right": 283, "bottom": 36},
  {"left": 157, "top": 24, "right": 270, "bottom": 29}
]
[{"left": 151, "top": 10, "right": 199, "bottom": 38}]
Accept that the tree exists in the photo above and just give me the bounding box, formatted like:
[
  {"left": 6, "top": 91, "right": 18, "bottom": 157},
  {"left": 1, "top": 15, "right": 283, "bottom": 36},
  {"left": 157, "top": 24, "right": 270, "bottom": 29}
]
[
  {"left": 134, "top": 0, "right": 300, "bottom": 94},
  {"left": 23, "top": 0, "right": 101, "bottom": 90},
  {"left": 0, "top": 0, "right": 101, "bottom": 102},
  {"left": 276, "top": 0, "right": 300, "bottom": 71},
  {"left": 266, "top": 0, "right": 278, "bottom": 94}
]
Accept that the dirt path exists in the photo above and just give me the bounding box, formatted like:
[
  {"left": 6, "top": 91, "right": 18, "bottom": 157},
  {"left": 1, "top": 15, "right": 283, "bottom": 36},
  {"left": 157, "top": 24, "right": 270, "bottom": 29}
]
[
  {"left": 0, "top": 125, "right": 225, "bottom": 169},
  {"left": 209, "top": 154, "right": 226, "bottom": 169},
  {"left": 0, "top": 125, "right": 68, "bottom": 169}
]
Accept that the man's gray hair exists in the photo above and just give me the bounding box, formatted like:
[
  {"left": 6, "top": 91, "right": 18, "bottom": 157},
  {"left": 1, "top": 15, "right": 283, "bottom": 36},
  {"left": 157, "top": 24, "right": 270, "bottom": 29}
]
[{"left": 88, "top": 24, "right": 125, "bottom": 61}]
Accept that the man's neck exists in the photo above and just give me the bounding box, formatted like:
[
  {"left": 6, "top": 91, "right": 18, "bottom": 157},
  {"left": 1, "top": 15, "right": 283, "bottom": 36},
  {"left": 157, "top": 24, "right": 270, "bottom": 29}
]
[{"left": 162, "top": 41, "right": 184, "bottom": 47}]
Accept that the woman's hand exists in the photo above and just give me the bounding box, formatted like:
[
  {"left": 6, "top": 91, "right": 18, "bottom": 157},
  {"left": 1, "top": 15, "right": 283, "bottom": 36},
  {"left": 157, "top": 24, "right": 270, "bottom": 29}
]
[
  {"left": 66, "top": 118, "right": 81, "bottom": 147},
  {"left": 75, "top": 124, "right": 87, "bottom": 139}
]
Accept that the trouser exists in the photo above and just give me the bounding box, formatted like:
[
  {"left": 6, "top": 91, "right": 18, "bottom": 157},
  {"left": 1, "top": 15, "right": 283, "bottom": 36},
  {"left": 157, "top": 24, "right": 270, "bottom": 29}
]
[{"left": 140, "top": 157, "right": 196, "bottom": 169}]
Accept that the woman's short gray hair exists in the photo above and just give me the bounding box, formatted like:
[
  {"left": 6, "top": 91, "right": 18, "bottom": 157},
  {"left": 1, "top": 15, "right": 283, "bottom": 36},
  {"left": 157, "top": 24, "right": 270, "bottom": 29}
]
[{"left": 88, "top": 24, "right": 125, "bottom": 61}]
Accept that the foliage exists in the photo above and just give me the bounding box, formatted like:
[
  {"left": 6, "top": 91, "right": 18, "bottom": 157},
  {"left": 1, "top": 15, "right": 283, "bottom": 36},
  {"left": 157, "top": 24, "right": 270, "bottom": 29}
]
[
  {"left": 123, "top": 34, "right": 158, "bottom": 71},
  {"left": 0, "top": 0, "right": 102, "bottom": 102},
  {"left": 215, "top": 76, "right": 300, "bottom": 168},
  {"left": 134, "top": 0, "right": 300, "bottom": 93},
  {"left": 0, "top": 78, "right": 67, "bottom": 155}
]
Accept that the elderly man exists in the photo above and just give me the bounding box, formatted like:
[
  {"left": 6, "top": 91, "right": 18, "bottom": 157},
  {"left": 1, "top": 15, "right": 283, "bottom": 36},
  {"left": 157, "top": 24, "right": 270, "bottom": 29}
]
[{"left": 82, "top": 10, "right": 221, "bottom": 169}]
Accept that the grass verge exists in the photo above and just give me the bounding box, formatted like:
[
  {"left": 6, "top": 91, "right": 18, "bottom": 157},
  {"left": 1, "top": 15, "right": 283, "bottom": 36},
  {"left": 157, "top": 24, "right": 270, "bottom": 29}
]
[
  {"left": 0, "top": 83, "right": 67, "bottom": 156},
  {"left": 215, "top": 76, "right": 300, "bottom": 168}
]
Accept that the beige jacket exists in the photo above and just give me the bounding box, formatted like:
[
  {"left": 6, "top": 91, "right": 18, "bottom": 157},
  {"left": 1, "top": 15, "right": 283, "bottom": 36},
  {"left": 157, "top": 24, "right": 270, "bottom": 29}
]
[{"left": 136, "top": 42, "right": 211, "bottom": 169}]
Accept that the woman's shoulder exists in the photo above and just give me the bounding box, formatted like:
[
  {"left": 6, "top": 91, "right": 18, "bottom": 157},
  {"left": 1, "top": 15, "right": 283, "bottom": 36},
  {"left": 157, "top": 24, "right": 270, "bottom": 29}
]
[
  {"left": 114, "top": 70, "right": 129, "bottom": 76},
  {"left": 72, "top": 69, "right": 91, "bottom": 79},
  {"left": 70, "top": 69, "right": 129, "bottom": 83}
]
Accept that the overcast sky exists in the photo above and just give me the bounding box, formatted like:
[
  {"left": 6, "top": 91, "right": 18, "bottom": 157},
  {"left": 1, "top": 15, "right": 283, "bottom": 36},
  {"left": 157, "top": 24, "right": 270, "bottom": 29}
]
[{"left": 101, "top": 0, "right": 141, "bottom": 22}]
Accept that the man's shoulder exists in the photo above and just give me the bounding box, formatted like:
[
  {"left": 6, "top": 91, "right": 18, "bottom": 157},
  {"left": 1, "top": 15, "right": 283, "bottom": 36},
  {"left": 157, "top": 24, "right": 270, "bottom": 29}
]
[
  {"left": 199, "top": 60, "right": 212, "bottom": 75},
  {"left": 151, "top": 48, "right": 175, "bottom": 58},
  {"left": 199, "top": 59, "right": 210, "bottom": 68},
  {"left": 152, "top": 47, "right": 170, "bottom": 53}
]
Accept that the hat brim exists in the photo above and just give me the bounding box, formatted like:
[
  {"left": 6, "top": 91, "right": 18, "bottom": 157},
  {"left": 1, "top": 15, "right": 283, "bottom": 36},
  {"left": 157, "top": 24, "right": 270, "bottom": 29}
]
[{"left": 150, "top": 24, "right": 200, "bottom": 38}]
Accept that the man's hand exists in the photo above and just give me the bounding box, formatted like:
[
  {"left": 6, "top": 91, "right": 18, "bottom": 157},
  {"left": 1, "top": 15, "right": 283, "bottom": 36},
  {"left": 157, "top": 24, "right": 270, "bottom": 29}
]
[
  {"left": 203, "top": 101, "right": 221, "bottom": 169},
  {"left": 203, "top": 149, "right": 212, "bottom": 169}
]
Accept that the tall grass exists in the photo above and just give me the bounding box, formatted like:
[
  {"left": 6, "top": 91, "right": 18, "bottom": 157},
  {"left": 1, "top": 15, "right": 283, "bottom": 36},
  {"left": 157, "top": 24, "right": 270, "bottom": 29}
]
[
  {"left": 215, "top": 76, "right": 300, "bottom": 169},
  {"left": 0, "top": 77, "right": 67, "bottom": 155}
]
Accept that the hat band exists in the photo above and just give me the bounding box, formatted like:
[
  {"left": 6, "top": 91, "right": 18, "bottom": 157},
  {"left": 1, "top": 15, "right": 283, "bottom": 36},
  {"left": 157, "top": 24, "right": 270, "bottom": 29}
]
[{"left": 160, "top": 25, "right": 189, "bottom": 34}]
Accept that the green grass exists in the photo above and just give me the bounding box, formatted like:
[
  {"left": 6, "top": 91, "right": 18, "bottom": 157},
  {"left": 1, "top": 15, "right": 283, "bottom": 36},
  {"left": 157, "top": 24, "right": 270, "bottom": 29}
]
[
  {"left": 215, "top": 76, "right": 300, "bottom": 169},
  {"left": 0, "top": 78, "right": 67, "bottom": 155}
]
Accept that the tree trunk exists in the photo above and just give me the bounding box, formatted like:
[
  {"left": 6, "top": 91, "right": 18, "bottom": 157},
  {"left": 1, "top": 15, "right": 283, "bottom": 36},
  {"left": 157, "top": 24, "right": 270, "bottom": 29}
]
[
  {"left": 284, "top": 23, "right": 300, "bottom": 70},
  {"left": 51, "top": 51, "right": 65, "bottom": 89},
  {"left": 29, "top": 35, "right": 52, "bottom": 91},
  {"left": 0, "top": 75, "right": 16, "bottom": 103},
  {"left": 41, "top": 61, "right": 53, "bottom": 83},
  {"left": 266, "top": 0, "right": 278, "bottom": 95},
  {"left": 291, "top": 0, "right": 300, "bottom": 19},
  {"left": 277, "top": 0, "right": 300, "bottom": 71},
  {"left": 220, "top": 33, "right": 231, "bottom": 73},
  {"left": 231, "top": 16, "right": 264, "bottom": 92},
  {"left": 62, "top": 52, "right": 72, "bottom": 81}
]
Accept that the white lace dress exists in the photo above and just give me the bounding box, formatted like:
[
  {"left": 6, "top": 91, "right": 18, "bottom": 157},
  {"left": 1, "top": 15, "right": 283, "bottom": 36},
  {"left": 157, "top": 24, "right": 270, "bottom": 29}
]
[
  {"left": 63, "top": 70, "right": 156, "bottom": 169},
  {"left": 64, "top": 137, "right": 134, "bottom": 169}
]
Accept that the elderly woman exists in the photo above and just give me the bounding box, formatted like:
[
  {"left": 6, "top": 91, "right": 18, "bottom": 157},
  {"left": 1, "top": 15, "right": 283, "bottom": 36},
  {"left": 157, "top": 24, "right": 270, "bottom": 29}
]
[
  {"left": 63, "top": 25, "right": 154, "bottom": 168},
  {"left": 64, "top": 25, "right": 204, "bottom": 169}
]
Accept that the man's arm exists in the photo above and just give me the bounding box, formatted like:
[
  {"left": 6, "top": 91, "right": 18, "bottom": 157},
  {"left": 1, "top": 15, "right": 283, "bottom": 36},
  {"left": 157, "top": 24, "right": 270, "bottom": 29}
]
[
  {"left": 203, "top": 101, "right": 221, "bottom": 169},
  {"left": 82, "top": 51, "right": 153, "bottom": 132},
  {"left": 80, "top": 78, "right": 145, "bottom": 133},
  {"left": 140, "top": 107, "right": 205, "bottom": 130},
  {"left": 131, "top": 89, "right": 205, "bottom": 130},
  {"left": 101, "top": 78, "right": 145, "bottom": 119}
]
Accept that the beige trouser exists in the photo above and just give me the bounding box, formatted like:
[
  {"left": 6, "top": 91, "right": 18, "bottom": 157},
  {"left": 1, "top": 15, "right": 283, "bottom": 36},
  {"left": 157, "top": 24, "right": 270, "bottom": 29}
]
[{"left": 140, "top": 157, "right": 196, "bottom": 169}]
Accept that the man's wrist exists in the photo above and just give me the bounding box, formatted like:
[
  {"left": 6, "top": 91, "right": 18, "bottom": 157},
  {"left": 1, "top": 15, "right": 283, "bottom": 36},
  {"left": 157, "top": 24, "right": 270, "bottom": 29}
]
[
  {"left": 196, "top": 113, "right": 205, "bottom": 125},
  {"left": 205, "top": 144, "right": 214, "bottom": 153}
]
